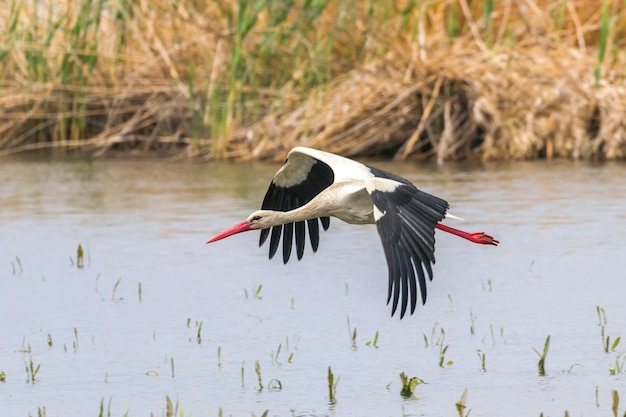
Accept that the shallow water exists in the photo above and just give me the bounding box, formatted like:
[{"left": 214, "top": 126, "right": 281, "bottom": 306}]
[{"left": 1, "top": 157, "right": 625, "bottom": 417}]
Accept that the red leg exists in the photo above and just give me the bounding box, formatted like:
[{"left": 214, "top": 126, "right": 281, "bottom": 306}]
[{"left": 436, "top": 223, "right": 499, "bottom": 245}]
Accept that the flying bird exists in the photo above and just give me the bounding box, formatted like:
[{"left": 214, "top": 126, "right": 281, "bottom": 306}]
[{"left": 207, "top": 147, "right": 498, "bottom": 318}]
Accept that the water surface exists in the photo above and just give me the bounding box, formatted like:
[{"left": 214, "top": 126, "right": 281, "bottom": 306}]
[{"left": 1, "top": 157, "right": 625, "bottom": 416}]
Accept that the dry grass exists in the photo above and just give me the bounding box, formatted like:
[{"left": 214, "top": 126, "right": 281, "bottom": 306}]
[{"left": 1, "top": 0, "right": 626, "bottom": 161}]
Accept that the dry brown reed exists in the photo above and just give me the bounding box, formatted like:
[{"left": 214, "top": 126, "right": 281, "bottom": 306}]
[{"left": 1, "top": 0, "right": 626, "bottom": 161}]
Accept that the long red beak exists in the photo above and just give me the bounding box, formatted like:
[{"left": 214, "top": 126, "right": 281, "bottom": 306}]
[{"left": 205, "top": 221, "right": 251, "bottom": 244}]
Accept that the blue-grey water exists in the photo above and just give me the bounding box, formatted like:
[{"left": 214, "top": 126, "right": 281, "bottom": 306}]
[{"left": 1, "top": 157, "right": 624, "bottom": 416}]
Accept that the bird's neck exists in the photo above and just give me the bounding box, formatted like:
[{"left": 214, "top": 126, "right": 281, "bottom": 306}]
[{"left": 269, "top": 199, "right": 327, "bottom": 226}]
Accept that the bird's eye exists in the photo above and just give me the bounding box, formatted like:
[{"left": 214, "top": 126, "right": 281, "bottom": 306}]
[{"left": 252, "top": 215, "right": 262, "bottom": 221}]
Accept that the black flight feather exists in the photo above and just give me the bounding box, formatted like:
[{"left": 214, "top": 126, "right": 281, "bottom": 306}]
[
  {"left": 369, "top": 174, "right": 449, "bottom": 318},
  {"left": 259, "top": 157, "right": 334, "bottom": 262}
]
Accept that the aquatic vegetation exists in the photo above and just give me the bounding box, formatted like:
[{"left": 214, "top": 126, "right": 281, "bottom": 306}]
[
  {"left": 98, "top": 397, "right": 112, "bottom": 417},
  {"left": 18, "top": 340, "right": 31, "bottom": 353},
  {"left": 598, "top": 306, "right": 608, "bottom": 326},
  {"left": 253, "top": 284, "right": 263, "bottom": 299},
  {"left": 244, "top": 284, "right": 263, "bottom": 300},
  {"left": 165, "top": 395, "right": 188, "bottom": 417},
  {"left": 25, "top": 353, "right": 40, "bottom": 384},
  {"left": 94, "top": 273, "right": 101, "bottom": 293},
  {"left": 439, "top": 343, "right": 451, "bottom": 368},
  {"left": 455, "top": 388, "right": 469, "bottom": 417},
  {"left": 185, "top": 318, "right": 205, "bottom": 344},
  {"left": 482, "top": 324, "right": 497, "bottom": 346},
  {"left": 469, "top": 310, "right": 476, "bottom": 336},
  {"left": 73, "top": 327, "right": 79, "bottom": 352},
  {"left": 424, "top": 326, "right": 452, "bottom": 367},
  {"left": 267, "top": 379, "right": 282, "bottom": 392},
  {"left": 196, "top": 321, "right": 203, "bottom": 344},
  {"left": 271, "top": 343, "right": 282, "bottom": 366},
  {"left": 11, "top": 256, "right": 23, "bottom": 276},
  {"left": 365, "top": 331, "right": 379, "bottom": 348},
  {"left": 34, "top": 406, "right": 47, "bottom": 417},
  {"left": 477, "top": 349, "right": 486, "bottom": 372},
  {"left": 609, "top": 353, "right": 626, "bottom": 376},
  {"left": 76, "top": 243, "right": 84, "bottom": 269},
  {"left": 111, "top": 278, "right": 124, "bottom": 301},
  {"left": 598, "top": 306, "right": 621, "bottom": 353},
  {"left": 534, "top": 335, "right": 551, "bottom": 376},
  {"left": 255, "top": 361, "right": 263, "bottom": 391},
  {"left": 399, "top": 372, "right": 424, "bottom": 399},
  {"left": 561, "top": 364, "right": 582, "bottom": 374},
  {"left": 611, "top": 389, "right": 621, "bottom": 417},
  {"left": 603, "top": 331, "right": 621, "bottom": 354},
  {"left": 69, "top": 243, "right": 86, "bottom": 268},
  {"left": 327, "top": 366, "right": 338, "bottom": 404},
  {"left": 423, "top": 324, "right": 445, "bottom": 348},
  {"left": 346, "top": 316, "right": 357, "bottom": 349}
]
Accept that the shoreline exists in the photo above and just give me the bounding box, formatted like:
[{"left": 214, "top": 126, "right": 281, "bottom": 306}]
[{"left": 1, "top": 1, "right": 625, "bottom": 161}]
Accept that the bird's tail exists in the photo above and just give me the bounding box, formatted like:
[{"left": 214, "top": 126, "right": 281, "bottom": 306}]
[{"left": 444, "top": 212, "right": 464, "bottom": 221}]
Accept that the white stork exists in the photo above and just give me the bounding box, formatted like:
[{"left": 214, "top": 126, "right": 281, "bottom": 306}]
[{"left": 207, "top": 147, "right": 498, "bottom": 318}]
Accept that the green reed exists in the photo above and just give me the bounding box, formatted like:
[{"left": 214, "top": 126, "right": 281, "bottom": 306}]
[
  {"left": 612, "top": 389, "right": 620, "bottom": 417},
  {"left": 595, "top": 0, "right": 612, "bottom": 86},
  {"left": 255, "top": 360, "right": 263, "bottom": 391},
  {"left": 609, "top": 352, "right": 626, "bottom": 376},
  {"left": 477, "top": 349, "right": 486, "bottom": 372},
  {"left": 456, "top": 388, "right": 469, "bottom": 417},
  {"left": 25, "top": 353, "right": 40, "bottom": 383},
  {"left": 3, "top": 0, "right": 626, "bottom": 161},
  {"left": 534, "top": 335, "right": 551, "bottom": 376},
  {"left": 327, "top": 366, "right": 338, "bottom": 404},
  {"left": 399, "top": 372, "right": 424, "bottom": 398}
]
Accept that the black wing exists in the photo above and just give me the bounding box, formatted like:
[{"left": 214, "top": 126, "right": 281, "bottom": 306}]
[
  {"left": 259, "top": 157, "right": 334, "bottom": 263},
  {"left": 368, "top": 167, "right": 449, "bottom": 318}
]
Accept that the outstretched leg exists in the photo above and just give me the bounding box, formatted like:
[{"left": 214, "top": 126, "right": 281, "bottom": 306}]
[{"left": 436, "top": 223, "right": 499, "bottom": 245}]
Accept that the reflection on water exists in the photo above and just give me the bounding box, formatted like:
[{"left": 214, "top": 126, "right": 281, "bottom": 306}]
[{"left": 1, "top": 157, "right": 625, "bottom": 417}]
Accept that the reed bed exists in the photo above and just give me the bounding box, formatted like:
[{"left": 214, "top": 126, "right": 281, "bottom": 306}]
[{"left": 1, "top": 0, "right": 626, "bottom": 161}]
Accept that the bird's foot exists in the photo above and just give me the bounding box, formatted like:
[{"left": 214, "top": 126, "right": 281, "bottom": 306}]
[{"left": 468, "top": 232, "right": 499, "bottom": 246}]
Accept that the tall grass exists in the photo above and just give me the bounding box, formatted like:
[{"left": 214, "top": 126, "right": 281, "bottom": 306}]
[
  {"left": 595, "top": 0, "right": 613, "bottom": 86},
  {"left": 1, "top": 0, "right": 626, "bottom": 160}
]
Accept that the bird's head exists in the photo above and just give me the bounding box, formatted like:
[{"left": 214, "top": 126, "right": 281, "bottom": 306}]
[{"left": 205, "top": 210, "right": 276, "bottom": 244}]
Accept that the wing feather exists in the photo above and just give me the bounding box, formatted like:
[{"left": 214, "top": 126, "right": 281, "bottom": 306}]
[
  {"left": 258, "top": 149, "right": 335, "bottom": 262},
  {"left": 307, "top": 219, "right": 320, "bottom": 252},
  {"left": 367, "top": 170, "right": 449, "bottom": 318},
  {"left": 295, "top": 220, "right": 306, "bottom": 260},
  {"left": 268, "top": 226, "right": 282, "bottom": 259}
]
